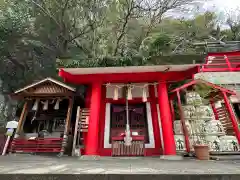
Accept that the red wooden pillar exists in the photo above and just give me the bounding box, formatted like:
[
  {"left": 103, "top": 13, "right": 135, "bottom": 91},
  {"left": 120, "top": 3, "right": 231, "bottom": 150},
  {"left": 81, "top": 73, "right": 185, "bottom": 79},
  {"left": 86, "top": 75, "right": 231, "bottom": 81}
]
[
  {"left": 85, "top": 82, "right": 102, "bottom": 155},
  {"left": 149, "top": 85, "right": 162, "bottom": 153},
  {"left": 82, "top": 85, "right": 92, "bottom": 155},
  {"left": 157, "top": 81, "right": 176, "bottom": 155},
  {"left": 170, "top": 99, "right": 175, "bottom": 122},
  {"left": 210, "top": 100, "right": 219, "bottom": 120},
  {"left": 222, "top": 92, "right": 240, "bottom": 144},
  {"left": 176, "top": 91, "right": 191, "bottom": 153}
]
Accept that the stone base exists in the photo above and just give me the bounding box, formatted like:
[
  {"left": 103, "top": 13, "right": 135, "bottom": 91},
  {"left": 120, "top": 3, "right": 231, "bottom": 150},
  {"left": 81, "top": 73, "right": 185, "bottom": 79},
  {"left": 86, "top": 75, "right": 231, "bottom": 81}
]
[
  {"left": 160, "top": 155, "right": 183, "bottom": 160},
  {"left": 79, "top": 155, "right": 100, "bottom": 160}
]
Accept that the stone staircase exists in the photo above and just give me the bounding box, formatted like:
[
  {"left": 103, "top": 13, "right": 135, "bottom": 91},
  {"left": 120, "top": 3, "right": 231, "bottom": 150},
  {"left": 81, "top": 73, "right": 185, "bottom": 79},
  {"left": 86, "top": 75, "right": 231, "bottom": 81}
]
[{"left": 215, "top": 105, "right": 235, "bottom": 135}]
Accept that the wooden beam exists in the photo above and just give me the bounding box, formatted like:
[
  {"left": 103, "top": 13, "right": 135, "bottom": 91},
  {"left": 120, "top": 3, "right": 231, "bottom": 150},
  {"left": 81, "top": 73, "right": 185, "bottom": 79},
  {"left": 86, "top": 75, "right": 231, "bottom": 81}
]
[
  {"left": 72, "top": 106, "right": 81, "bottom": 156},
  {"left": 176, "top": 91, "right": 191, "bottom": 153},
  {"left": 15, "top": 101, "right": 29, "bottom": 136},
  {"left": 59, "top": 97, "right": 74, "bottom": 156},
  {"left": 64, "top": 98, "right": 73, "bottom": 135}
]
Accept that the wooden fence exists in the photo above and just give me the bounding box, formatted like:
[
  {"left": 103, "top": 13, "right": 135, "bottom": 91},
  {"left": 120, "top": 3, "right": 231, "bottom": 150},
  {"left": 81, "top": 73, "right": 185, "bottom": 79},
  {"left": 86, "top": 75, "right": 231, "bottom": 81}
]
[{"left": 112, "top": 140, "right": 145, "bottom": 156}]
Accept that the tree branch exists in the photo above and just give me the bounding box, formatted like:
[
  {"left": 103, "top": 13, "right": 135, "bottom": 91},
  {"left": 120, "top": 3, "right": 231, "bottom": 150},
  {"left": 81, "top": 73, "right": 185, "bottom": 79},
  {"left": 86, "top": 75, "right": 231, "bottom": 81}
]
[{"left": 113, "top": 0, "right": 136, "bottom": 56}]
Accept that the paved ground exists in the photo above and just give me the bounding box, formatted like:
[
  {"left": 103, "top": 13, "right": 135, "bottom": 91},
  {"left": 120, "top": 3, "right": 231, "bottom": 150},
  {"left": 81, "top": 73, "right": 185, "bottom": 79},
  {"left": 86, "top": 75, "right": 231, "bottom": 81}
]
[{"left": 0, "top": 154, "right": 240, "bottom": 174}]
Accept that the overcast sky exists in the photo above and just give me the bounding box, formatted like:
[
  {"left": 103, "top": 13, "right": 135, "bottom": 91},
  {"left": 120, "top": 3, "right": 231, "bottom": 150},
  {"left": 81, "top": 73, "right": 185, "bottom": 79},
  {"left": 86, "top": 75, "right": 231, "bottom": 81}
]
[
  {"left": 203, "top": 0, "right": 240, "bottom": 14},
  {"left": 208, "top": 0, "right": 240, "bottom": 10},
  {"left": 203, "top": 0, "right": 240, "bottom": 28}
]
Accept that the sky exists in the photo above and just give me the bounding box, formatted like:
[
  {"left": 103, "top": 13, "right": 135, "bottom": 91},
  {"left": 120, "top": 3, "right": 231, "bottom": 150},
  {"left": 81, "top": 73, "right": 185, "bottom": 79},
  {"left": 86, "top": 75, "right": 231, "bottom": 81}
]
[
  {"left": 203, "top": 0, "right": 240, "bottom": 15},
  {"left": 203, "top": 0, "right": 240, "bottom": 28},
  {"left": 168, "top": 0, "right": 240, "bottom": 26},
  {"left": 168, "top": 0, "right": 240, "bottom": 19},
  {"left": 208, "top": 0, "right": 240, "bottom": 11}
]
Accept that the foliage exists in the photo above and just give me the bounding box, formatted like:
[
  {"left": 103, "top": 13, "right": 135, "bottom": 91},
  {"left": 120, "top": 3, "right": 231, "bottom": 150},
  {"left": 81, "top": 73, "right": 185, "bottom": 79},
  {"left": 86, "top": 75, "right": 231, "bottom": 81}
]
[
  {"left": 193, "top": 83, "right": 214, "bottom": 101},
  {"left": 1, "top": 0, "right": 240, "bottom": 122}
]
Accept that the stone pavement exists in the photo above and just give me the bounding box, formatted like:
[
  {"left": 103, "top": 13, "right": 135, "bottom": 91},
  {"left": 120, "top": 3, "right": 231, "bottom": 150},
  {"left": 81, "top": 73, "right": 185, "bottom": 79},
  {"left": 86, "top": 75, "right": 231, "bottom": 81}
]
[{"left": 0, "top": 154, "right": 240, "bottom": 174}]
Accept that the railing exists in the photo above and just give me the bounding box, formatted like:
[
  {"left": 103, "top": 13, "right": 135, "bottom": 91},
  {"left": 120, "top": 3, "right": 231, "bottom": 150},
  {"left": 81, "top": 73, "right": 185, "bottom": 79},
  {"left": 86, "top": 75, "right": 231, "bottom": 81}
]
[
  {"left": 10, "top": 138, "right": 63, "bottom": 153},
  {"left": 201, "top": 51, "right": 240, "bottom": 72},
  {"left": 215, "top": 105, "right": 234, "bottom": 135},
  {"left": 79, "top": 108, "right": 89, "bottom": 132}
]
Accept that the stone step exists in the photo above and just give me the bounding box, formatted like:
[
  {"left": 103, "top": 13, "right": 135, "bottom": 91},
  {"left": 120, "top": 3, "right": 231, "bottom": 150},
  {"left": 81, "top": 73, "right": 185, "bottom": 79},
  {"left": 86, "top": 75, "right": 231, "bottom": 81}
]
[
  {"left": 210, "top": 151, "right": 240, "bottom": 156},
  {"left": 210, "top": 155, "right": 240, "bottom": 161}
]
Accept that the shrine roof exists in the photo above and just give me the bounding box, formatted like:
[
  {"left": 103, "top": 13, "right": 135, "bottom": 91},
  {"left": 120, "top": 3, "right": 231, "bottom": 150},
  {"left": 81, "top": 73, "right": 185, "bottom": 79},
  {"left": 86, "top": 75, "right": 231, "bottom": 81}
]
[
  {"left": 12, "top": 77, "right": 75, "bottom": 99},
  {"left": 170, "top": 79, "right": 236, "bottom": 102},
  {"left": 59, "top": 64, "right": 200, "bottom": 75},
  {"left": 171, "top": 79, "right": 235, "bottom": 95}
]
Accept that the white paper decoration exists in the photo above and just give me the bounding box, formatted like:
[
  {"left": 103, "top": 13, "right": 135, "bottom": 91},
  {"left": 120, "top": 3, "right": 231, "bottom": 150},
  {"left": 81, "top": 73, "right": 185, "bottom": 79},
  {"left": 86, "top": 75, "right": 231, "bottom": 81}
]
[{"left": 32, "top": 99, "right": 40, "bottom": 111}]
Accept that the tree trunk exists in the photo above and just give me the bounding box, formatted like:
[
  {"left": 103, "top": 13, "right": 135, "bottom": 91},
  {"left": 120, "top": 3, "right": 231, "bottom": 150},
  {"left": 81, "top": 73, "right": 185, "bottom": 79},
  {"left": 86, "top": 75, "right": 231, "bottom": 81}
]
[{"left": 1, "top": 95, "right": 17, "bottom": 126}]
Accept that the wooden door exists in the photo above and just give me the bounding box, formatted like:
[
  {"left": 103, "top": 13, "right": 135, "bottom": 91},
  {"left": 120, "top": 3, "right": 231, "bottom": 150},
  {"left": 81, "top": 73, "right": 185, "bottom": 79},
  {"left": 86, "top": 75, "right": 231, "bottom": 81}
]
[{"left": 110, "top": 103, "right": 149, "bottom": 143}]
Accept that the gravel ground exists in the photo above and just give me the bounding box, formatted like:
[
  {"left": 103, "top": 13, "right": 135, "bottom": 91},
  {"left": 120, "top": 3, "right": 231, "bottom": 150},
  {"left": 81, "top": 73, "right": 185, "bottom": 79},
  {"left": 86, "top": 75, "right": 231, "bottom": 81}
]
[{"left": 0, "top": 154, "right": 240, "bottom": 174}]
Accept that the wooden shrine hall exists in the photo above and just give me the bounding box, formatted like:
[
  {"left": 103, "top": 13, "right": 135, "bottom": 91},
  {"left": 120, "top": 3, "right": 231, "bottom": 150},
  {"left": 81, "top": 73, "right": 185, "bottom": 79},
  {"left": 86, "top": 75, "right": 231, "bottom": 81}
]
[{"left": 9, "top": 78, "right": 84, "bottom": 155}]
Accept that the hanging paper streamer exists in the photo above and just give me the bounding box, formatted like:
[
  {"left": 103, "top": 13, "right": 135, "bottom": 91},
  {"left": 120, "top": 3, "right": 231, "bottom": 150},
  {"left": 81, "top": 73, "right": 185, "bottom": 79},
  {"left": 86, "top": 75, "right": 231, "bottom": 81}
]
[
  {"left": 54, "top": 99, "right": 61, "bottom": 110},
  {"left": 42, "top": 100, "right": 49, "bottom": 111},
  {"left": 142, "top": 86, "right": 147, "bottom": 102},
  {"left": 31, "top": 111, "right": 37, "bottom": 124},
  {"left": 32, "top": 99, "right": 40, "bottom": 111},
  {"left": 127, "top": 86, "right": 132, "bottom": 100},
  {"left": 113, "top": 87, "right": 119, "bottom": 100}
]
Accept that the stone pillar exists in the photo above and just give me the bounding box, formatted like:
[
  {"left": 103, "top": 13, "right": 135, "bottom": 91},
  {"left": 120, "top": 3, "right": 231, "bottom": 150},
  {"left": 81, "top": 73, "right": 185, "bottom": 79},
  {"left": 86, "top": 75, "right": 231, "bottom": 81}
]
[
  {"left": 148, "top": 85, "right": 162, "bottom": 152},
  {"left": 85, "top": 82, "right": 102, "bottom": 155},
  {"left": 157, "top": 81, "right": 177, "bottom": 157}
]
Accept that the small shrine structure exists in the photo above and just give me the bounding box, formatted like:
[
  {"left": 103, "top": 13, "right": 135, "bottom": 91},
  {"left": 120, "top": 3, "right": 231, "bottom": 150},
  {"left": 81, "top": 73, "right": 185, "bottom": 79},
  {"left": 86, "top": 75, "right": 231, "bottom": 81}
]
[
  {"left": 170, "top": 79, "right": 240, "bottom": 154},
  {"left": 9, "top": 78, "right": 76, "bottom": 155}
]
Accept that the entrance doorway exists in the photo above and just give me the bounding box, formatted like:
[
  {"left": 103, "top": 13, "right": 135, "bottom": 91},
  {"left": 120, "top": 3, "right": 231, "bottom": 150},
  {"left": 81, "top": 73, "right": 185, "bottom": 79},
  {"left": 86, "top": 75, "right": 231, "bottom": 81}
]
[{"left": 110, "top": 103, "right": 149, "bottom": 143}]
